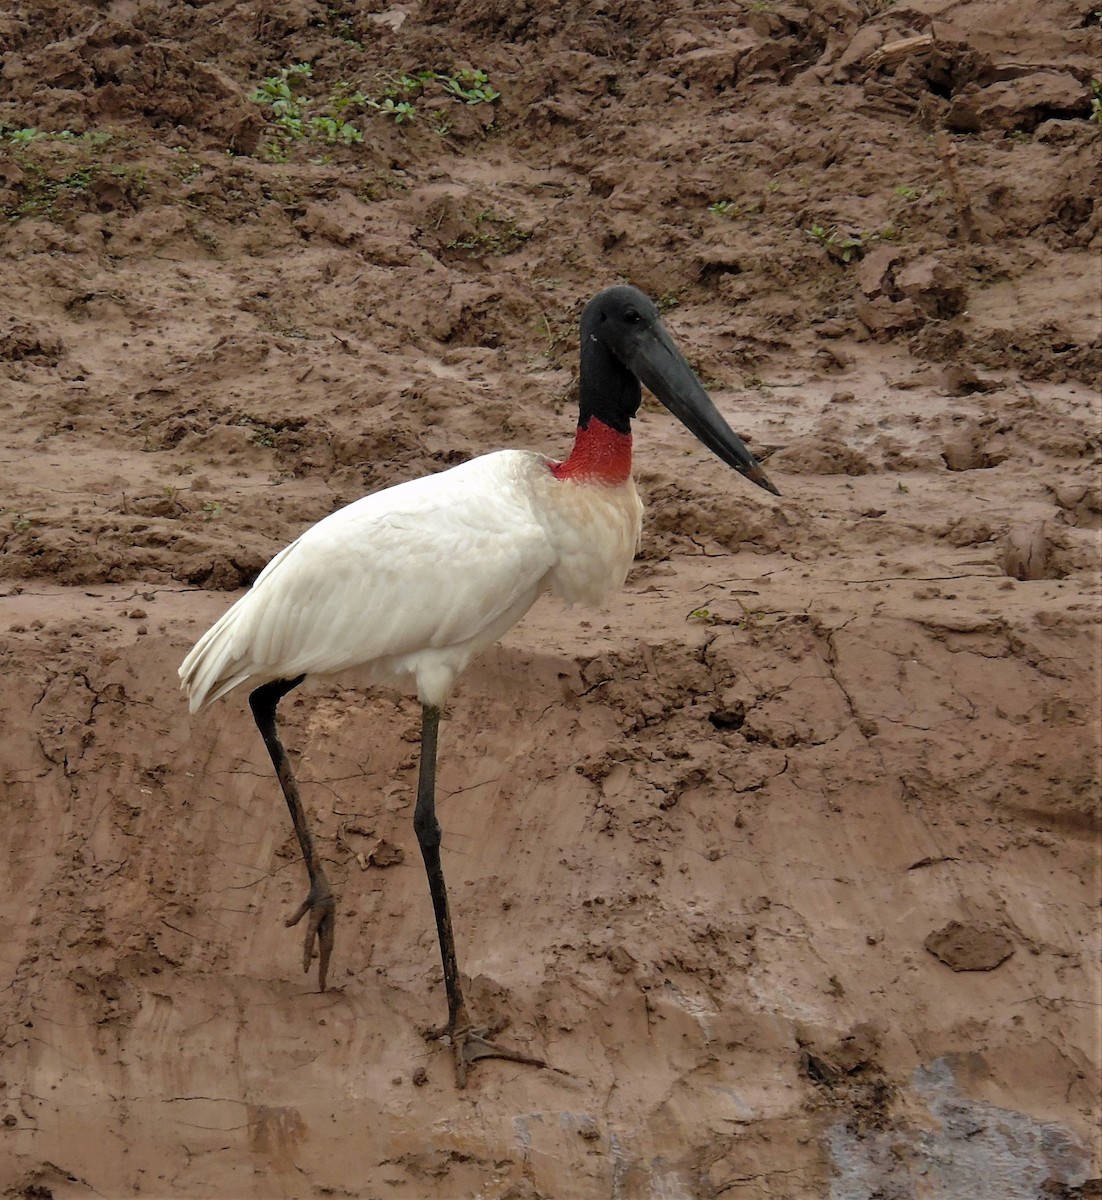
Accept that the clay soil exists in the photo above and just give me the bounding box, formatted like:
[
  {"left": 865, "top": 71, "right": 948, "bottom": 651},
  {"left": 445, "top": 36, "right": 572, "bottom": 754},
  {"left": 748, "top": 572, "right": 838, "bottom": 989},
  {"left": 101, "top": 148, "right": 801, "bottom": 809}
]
[{"left": 1, "top": 1, "right": 1100, "bottom": 1197}]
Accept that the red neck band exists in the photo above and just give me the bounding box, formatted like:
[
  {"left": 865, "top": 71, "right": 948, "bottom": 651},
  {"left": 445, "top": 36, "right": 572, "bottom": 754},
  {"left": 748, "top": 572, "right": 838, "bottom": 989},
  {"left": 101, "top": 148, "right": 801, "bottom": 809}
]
[{"left": 550, "top": 417, "right": 633, "bottom": 484}]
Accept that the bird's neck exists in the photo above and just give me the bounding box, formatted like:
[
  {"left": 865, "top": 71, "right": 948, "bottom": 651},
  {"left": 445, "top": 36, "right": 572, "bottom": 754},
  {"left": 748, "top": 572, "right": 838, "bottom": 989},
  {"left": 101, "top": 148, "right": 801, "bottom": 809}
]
[{"left": 550, "top": 417, "right": 633, "bottom": 485}]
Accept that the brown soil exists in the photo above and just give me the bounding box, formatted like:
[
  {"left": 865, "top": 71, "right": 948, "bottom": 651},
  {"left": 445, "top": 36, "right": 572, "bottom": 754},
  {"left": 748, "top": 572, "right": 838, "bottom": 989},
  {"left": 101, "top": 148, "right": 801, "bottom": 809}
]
[{"left": 1, "top": 1, "right": 1099, "bottom": 1197}]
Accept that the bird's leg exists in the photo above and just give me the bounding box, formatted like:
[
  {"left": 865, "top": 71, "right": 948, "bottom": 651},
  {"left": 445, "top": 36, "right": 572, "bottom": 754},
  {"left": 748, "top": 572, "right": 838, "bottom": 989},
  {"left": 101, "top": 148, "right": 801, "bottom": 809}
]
[
  {"left": 249, "top": 676, "right": 335, "bottom": 992},
  {"left": 413, "top": 703, "right": 547, "bottom": 1087}
]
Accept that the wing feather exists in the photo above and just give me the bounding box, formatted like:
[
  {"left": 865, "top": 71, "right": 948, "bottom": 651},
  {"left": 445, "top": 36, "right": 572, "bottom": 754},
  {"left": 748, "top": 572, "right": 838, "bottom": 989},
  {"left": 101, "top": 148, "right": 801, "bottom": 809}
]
[{"left": 180, "top": 451, "right": 556, "bottom": 710}]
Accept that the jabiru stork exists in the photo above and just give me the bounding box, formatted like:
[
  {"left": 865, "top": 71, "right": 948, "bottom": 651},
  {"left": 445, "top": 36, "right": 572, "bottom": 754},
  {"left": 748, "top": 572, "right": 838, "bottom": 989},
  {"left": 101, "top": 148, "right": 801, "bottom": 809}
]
[{"left": 179, "top": 284, "right": 779, "bottom": 1085}]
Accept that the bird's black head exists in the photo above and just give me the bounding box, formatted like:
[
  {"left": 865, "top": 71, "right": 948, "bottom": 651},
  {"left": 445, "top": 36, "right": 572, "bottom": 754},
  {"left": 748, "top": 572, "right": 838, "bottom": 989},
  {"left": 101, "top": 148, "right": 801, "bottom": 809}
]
[
  {"left": 578, "top": 285, "right": 780, "bottom": 496},
  {"left": 578, "top": 286, "right": 658, "bottom": 435}
]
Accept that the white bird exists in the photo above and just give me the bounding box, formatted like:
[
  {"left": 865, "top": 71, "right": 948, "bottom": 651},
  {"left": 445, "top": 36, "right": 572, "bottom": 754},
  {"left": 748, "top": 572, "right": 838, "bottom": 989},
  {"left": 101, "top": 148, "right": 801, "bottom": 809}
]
[{"left": 179, "top": 284, "right": 778, "bottom": 1085}]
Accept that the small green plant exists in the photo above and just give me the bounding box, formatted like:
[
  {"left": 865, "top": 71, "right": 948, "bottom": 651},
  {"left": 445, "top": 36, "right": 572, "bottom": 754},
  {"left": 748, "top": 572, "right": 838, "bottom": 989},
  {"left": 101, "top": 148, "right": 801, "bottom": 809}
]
[
  {"left": 327, "top": 8, "right": 364, "bottom": 47},
  {"left": 382, "top": 71, "right": 435, "bottom": 98},
  {"left": 250, "top": 63, "right": 313, "bottom": 142},
  {"left": 708, "top": 197, "right": 760, "bottom": 217},
  {"left": 356, "top": 171, "right": 408, "bottom": 201},
  {"left": 536, "top": 312, "right": 568, "bottom": 357},
  {"left": 251, "top": 62, "right": 313, "bottom": 102},
  {"left": 1090, "top": 79, "right": 1102, "bottom": 123},
  {"left": 366, "top": 97, "right": 417, "bottom": 123},
  {"left": 260, "top": 142, "right": 290, "bottom": 163},
  {"left": 360, "top": 71, "right": 429, "bottom": 121},
  {"left": 367, "top": 67, "right": 500, "bottom": 120},
  {"left": 11, "top": 513, "right": 31, "bottom": 533},
  {"left": 250, "top": 63, "right": 501, "bottom": 144},
  {"left": 437, "top": 68, "right": 500, "bottom": 105},
  {"left": 174, "top": 148, "right": 203, "bottom": 183},
  {"left": 251, "top": 63, "right": 362, "bottom": 147},
  {"left": 251, "top": 63, "right": 501, "bottom": 142},
  {"left": 446, "top": 208, "right": 530, "bottom": 256},
  {"left": 191, "top": 223, "right": 222, "bottom": 256},
  {"left": 894, "top": 184, "right": 920, "bottom": 200},
  {"left": 309, "top": 115, "right": 363, "bottom": 144},
  {"left": 687, "top": 600, "right": 763, "bottom": 629},
  {"left": 3, "top": 126, "right": 111, "bottom": 147},
  {"left": 807, "top": 223, "right": 871, "bottom": 264},
  {"left": 200, "top": 500, "right": 223, "bottom": 521},
  {"left": 5, "top": 158, "right": 102, "bottom": 222},
  {"left": 329, "top": 80, "right": 368, "bottom": 112},
  {"left": 731, "top": 599, "right": 762, "bottom": 630},
  {"left": 239, "top": 418, "right": 278, "bottom": 447}
]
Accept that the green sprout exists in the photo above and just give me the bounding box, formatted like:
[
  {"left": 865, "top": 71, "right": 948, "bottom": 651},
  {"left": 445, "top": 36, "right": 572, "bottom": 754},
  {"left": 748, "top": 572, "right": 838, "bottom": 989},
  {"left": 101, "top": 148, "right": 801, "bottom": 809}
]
[
  {"left": 807, "top": 223, "right": 871, "bottom": 264},
  {"left": 366, "top": 97, "right": 417, "bottom": 123},
  {"left": 437, "top": 68, "right": 500, "bottom": 105}
]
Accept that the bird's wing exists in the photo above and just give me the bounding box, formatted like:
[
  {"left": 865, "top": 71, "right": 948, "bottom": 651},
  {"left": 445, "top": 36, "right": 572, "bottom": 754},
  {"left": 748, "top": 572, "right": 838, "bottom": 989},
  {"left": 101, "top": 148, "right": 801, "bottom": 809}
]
[{"left": 180, "top": 452, "right": 558, "bottom": 709}]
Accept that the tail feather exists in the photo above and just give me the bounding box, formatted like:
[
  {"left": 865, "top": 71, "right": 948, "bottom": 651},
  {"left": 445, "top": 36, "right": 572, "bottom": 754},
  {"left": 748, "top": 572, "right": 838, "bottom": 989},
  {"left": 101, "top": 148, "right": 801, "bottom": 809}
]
[
  {"left": 180, "top": 538, "right": 313, "bottom": 711},
  {"left": 179, "top": 601, "right": 252, "bottom": 712}
]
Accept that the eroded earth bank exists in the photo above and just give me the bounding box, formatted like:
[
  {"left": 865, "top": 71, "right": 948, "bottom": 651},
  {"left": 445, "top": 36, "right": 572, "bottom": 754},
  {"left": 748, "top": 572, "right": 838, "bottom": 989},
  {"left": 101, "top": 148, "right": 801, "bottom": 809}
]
[{"left": 1, "top": 0, "right": 1099, "bottom": 1196}]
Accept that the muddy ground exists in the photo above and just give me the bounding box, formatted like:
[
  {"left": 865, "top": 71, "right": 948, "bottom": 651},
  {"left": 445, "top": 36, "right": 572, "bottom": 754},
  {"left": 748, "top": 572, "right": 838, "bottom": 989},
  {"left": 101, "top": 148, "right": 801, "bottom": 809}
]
[{"left": 1, "top": 0, "right": 1100, "bottom": 1197}]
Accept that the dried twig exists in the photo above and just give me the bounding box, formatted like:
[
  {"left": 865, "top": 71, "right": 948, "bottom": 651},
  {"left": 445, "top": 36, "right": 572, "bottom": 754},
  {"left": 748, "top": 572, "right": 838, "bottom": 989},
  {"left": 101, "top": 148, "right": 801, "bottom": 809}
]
[
  {"left": 866, "top": 34, "right": 935, "bottom": 70},
  {"left": 936, "top": 130, "right": 988, "bottom": 243}
]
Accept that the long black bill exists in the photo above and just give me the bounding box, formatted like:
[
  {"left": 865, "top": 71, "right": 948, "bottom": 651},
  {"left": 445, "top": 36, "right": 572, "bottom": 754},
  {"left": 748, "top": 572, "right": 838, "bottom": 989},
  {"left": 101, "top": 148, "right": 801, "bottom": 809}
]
[{"left": 626, "top": 322, "right": 780, "bottom": 497}]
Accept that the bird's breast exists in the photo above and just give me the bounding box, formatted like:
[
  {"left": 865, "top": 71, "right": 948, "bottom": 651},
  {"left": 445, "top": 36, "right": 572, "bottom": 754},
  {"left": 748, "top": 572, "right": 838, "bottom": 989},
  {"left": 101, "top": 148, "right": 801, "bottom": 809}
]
[{"left": 527, "top": 467, "right": 644, "bottom": 608}]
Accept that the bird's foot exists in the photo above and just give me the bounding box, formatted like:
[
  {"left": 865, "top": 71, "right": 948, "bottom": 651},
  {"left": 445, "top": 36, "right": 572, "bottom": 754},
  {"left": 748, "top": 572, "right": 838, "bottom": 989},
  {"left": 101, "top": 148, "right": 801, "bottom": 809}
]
[
  {"left": 285, "top": 878, "right": 335, "bottom": 992},
  {"left": 425, "top": 1017, "right": 548, "bottom": 1089}
]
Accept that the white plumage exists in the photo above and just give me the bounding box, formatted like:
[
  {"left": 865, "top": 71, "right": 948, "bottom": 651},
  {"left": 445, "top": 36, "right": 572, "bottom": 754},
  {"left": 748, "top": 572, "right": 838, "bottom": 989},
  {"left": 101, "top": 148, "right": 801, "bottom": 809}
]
[
  {"left": 177, "top": 285, "right": 777, "bottom": 1087},
  {"left": 180, "top": 449, "right": 643, "bottom": 712}
]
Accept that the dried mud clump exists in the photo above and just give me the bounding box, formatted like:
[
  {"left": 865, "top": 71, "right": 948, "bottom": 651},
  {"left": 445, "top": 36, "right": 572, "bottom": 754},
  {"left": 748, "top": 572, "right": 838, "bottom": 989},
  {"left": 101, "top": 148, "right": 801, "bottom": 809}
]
[
  {"left": 924, "top": 920, "right": 1016, "bottom": 971},
  {"left": 0, "top": 320, "right": 64, "bottom": 364},
  {"left": 2, "top": 17, "right": 264, "bottom": 151},
  {"left": 856, "top": 247, "right": 967, "bottom": 337}
]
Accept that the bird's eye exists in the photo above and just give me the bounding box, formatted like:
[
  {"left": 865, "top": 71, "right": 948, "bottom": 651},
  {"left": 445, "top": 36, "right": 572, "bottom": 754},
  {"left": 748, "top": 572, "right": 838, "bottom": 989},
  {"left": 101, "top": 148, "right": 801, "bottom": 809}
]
[{"left": 625, "top": 309, "right": 641, "bottom": 323}]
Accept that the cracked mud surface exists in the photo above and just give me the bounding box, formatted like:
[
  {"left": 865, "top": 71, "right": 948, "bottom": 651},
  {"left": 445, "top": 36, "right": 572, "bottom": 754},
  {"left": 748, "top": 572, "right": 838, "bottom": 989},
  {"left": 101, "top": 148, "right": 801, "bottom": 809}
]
[{"left": 1, "top": 0, "right": 1100, "bottom": 1197}]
